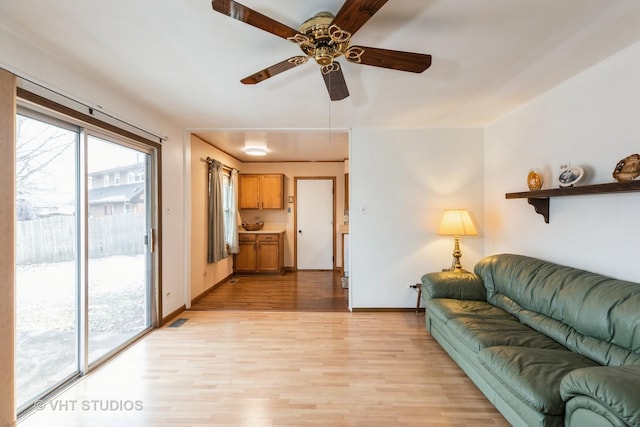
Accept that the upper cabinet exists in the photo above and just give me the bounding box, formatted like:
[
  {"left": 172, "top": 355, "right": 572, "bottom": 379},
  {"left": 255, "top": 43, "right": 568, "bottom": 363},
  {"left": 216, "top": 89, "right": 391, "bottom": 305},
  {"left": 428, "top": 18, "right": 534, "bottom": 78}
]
[{"left": 239, "top": 174, "right": 285, "bottom": 210}]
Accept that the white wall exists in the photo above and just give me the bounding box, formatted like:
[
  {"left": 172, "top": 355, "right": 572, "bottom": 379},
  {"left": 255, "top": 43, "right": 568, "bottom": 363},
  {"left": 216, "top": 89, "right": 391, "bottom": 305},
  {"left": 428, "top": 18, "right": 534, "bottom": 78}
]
[
  {"left": 484, "top": 40, "right": 640, "bottom": 283},
  {"left": 1, "top": 33, "right": 187, "bottom": 319},
  {"left": 350, "top": 128, "right": 484, "bottom": 308}
]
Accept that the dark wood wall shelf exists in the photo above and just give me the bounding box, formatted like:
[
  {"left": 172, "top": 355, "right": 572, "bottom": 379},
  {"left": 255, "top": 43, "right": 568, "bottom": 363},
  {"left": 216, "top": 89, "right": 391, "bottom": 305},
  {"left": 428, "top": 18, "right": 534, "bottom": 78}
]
[{"left": 505, "top": 180, "right": 640, "bottom": 223}]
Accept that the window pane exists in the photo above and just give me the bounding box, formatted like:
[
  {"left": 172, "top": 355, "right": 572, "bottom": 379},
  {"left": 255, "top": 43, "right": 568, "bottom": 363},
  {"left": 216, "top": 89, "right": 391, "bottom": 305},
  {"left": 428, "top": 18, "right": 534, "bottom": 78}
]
[
  {"left": 15, "top": 114, "right": 79, "bottom": 409},
  {"left": 87, "top": 135, "right": 151, "bottom": 364}
]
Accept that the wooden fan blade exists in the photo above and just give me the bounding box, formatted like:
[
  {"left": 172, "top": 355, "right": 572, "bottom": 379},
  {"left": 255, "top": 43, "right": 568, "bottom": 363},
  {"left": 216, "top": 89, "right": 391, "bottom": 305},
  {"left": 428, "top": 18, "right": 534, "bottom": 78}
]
[
  {"left": 241, "top": 57, "right": 308, "bottom": 84},
  {"left": 347, "top": 46, "right": 432, "bottom": 73},
  {"left": 212, "top": 0, "right": 300, "bottom": 40},
  {"left": 321, "top": 63, "right": 350, "bottom": 101},
  {"left": 331, "top": 0, "right": 388, "bottom": 36}
]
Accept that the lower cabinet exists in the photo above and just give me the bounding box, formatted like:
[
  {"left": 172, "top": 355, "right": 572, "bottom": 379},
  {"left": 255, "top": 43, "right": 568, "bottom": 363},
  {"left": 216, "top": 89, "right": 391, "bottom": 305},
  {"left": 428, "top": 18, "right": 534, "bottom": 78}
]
[
  {"left": 235, "top": 234, "right": 258, "bottom": 272},
  {"left": 234, "top": 232, "right": 284, "bottom": 274}
]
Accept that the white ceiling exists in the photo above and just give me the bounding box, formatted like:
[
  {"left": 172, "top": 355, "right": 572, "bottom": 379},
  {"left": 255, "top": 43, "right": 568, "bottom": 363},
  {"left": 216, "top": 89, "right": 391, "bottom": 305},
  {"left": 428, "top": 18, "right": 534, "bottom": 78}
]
[
  {"left": 3, "top": 0, "right": 640, "bottom": 161},
  {"left": 193, "top": 129, "right": 349, "bottom": 162}
]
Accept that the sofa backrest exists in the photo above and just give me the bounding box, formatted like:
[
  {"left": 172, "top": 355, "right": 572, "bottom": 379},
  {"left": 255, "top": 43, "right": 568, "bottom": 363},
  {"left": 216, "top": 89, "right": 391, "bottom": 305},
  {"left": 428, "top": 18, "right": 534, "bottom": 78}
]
[{"left": 474, "top": 254, "right": 640, "bottom": 366}]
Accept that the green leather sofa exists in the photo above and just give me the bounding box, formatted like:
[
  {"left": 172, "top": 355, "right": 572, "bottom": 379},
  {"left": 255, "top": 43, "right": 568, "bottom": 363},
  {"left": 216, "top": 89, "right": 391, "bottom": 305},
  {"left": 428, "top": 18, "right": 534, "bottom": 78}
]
[{"left": 421, "top": 254, "right": 640, "bottom": 427}]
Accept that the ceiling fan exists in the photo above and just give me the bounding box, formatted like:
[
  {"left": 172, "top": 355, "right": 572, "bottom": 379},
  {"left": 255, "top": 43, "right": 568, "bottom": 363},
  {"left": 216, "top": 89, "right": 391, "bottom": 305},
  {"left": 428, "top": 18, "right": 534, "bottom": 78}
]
[{"left": 211, "top": 0, "right": 432, "bottom": 101}]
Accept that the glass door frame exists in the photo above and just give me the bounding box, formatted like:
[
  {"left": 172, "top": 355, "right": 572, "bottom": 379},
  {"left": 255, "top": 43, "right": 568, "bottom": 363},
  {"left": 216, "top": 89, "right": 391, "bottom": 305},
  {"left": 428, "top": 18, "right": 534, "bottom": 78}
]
[
  {"left": 15, "top": 100, "right": 161, "bottom": 416},
  {"left": 81, "top": 129, "right": 159, "bottom": 370},
  {"left": 14, "top": 108, "right": 83, "bottom": 413}
]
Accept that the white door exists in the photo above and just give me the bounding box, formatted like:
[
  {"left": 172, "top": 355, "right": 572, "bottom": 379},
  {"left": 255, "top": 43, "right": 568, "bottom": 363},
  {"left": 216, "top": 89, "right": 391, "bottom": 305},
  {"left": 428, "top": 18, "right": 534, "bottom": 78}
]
[{"left": 296, "top": 178, "right": 334, "bottom": 270}]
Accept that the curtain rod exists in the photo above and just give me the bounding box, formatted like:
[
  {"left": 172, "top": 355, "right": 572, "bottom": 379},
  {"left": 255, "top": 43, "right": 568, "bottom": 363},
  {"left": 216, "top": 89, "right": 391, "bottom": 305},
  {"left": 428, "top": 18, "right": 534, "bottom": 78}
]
[
  {"left": 201, "top": 157, "right": 236, "bottom": 172},
  {"left": 13, "top": 71, "right": 168, "bottom": 143}
]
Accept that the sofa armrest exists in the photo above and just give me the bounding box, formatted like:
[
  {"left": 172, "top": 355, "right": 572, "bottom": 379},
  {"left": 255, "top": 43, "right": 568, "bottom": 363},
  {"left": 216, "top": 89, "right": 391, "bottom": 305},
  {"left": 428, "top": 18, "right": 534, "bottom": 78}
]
[
  {"left": 560, "top": 365, "right": 640, "bottom": 427},
  {"left": 420, "top": 271, "right": 486, "bottom": 301}
]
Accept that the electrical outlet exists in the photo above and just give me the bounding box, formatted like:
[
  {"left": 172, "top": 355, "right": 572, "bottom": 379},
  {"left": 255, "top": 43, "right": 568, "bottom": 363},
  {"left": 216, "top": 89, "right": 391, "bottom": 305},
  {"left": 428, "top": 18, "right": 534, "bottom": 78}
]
[{"left": 560, "top": 162, "right": 571, "bottom": 171}]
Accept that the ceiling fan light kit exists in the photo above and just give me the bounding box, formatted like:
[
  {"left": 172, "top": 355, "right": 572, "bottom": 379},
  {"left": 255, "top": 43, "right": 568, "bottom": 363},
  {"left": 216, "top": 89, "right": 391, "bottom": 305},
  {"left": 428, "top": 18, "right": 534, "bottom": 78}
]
[{"left": 211, "top": 0, "right": 432, "bottom": 101}]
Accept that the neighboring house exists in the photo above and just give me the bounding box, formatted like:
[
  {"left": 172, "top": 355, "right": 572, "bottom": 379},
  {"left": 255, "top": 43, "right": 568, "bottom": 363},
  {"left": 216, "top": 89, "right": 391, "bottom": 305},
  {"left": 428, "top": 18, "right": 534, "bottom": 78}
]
[{"left": 88, "top": 164, "right": 145, "bottom": 217}]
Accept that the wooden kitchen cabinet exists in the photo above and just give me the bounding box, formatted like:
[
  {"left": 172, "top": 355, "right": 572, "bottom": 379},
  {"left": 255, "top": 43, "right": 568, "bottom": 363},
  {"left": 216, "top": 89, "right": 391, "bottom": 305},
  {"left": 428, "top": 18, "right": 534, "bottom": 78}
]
[
  {"left": 235, "top": 233, "right": 258, "bottom": 271},
  {"left": 255, "top": 234, "right": 283, "bottom": 273},
  {"left": 234, "top": 232, "right": 284, "bottom": 274},
  {"left": 238, "top": 174, "right": 284, "bottom": 210}
]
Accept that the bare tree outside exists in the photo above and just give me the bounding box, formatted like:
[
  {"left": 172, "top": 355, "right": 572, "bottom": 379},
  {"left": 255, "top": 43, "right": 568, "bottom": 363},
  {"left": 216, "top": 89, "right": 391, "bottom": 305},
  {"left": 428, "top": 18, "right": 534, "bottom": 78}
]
[{"left": 16, "top": 115, "right": 76, "bottom": 221}]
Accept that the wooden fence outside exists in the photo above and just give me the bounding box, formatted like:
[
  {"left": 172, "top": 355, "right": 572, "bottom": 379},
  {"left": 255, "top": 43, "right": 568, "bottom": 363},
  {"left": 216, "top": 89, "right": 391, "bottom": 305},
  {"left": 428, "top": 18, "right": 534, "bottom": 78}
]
[{"left": 16, "top": 214, "right": 146, "bottom": 265}]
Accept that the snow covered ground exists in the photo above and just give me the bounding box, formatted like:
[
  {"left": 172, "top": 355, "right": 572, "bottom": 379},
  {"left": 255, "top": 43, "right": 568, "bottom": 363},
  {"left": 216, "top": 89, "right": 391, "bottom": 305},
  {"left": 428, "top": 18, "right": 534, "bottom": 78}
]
[{"left": 16, "top": 255, "right": 148, "bottom": 408}]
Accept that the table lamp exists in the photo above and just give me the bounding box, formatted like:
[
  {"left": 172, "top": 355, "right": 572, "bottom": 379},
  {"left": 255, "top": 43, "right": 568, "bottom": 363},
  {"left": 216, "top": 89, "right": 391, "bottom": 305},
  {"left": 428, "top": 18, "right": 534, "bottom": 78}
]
[{"left": 438, "top": 209, "right": 478, "bottom": 272}]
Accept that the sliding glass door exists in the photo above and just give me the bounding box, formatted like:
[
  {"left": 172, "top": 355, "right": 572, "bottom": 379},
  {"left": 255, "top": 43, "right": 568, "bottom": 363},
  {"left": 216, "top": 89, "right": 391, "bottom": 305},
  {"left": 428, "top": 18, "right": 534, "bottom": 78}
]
[
  {"left": 15, "top": 111, "right": 157, "bottom": 413},
  {"left": 15, "top": 113, "right": 80, "bottom": 410},
  {"left": 86, "top": 135, "right": 152, "bottom": 364}
]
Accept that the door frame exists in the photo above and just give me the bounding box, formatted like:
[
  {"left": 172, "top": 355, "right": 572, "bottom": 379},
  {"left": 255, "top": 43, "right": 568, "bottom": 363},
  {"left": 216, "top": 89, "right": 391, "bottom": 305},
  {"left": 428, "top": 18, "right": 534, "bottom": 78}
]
[
  {"left": 293, "top": 176, "right": 336, "bottom": 271},
  {"left": 83, "top": 130, "right": 158, "bottom": 369}
]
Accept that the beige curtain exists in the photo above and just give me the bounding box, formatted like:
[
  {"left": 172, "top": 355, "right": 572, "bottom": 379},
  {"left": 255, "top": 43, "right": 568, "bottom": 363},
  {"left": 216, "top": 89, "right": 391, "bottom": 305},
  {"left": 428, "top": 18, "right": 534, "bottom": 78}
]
[{"left": 207, "top": 159, "right": 227, "bottom": 263}]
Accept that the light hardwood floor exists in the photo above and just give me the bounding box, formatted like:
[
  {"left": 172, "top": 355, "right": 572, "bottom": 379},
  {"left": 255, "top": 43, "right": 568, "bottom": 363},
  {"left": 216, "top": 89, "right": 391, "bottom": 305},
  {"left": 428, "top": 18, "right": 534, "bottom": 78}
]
[{"left": 19, "top": 272, "right": 508, "bottom": 426}]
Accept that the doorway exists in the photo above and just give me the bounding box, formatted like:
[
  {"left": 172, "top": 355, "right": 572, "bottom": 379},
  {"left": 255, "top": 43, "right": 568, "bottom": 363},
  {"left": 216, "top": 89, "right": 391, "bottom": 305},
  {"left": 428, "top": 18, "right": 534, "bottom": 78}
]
[{"left": 295, "top": 177, "right": 335, "bottom": 270}]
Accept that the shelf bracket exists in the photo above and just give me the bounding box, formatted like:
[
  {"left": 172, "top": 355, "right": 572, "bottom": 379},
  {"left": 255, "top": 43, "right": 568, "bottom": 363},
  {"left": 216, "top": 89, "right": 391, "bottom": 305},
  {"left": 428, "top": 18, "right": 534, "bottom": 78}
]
[{"left": 527, "top": 198, "right": 549, "bottom": 223}]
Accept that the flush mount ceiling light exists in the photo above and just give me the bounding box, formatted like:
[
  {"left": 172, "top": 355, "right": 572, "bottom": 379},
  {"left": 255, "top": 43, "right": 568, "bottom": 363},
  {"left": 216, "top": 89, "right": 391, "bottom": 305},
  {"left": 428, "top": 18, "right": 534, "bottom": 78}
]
[{"left": 244, "top": 147, "right": 268, "bottom": 156}]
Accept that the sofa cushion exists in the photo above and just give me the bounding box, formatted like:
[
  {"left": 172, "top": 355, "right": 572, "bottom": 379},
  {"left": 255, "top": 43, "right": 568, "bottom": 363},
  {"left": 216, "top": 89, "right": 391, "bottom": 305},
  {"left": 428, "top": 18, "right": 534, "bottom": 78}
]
[
  {"left": 427, "top": 298, "right": 515, "bottom": 324},
  {"left": 475, "top": 254, "right": 640, "bottom": 363},
  {"left": 478, "top": 346, "right": 598, "bottom": 415},
  {"left": 448, "top": 316, "right": 567, "bottom": 353}
]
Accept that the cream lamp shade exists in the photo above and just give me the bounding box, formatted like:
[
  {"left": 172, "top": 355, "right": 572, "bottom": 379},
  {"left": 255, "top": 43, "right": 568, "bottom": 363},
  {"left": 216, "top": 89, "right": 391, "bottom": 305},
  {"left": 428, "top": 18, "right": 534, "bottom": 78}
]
[
  {"left": 437, "top": 209, "right": 477, "bottom": 272},
  {"left": 438, "top": 209, "right": 478, "bottom": 236}
]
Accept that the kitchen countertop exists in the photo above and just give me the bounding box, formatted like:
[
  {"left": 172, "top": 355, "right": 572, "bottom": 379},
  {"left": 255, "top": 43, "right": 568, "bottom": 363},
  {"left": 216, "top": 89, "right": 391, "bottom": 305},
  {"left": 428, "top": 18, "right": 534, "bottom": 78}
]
[{"left": 239, "top": 225, "right": 286, "bottom": 234}]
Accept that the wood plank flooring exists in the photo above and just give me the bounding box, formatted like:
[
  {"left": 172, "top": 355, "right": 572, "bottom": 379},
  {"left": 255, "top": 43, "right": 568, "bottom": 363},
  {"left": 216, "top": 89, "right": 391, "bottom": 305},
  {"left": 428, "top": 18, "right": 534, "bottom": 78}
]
[
  {"left": 191, "top": 271, "right": 349, "bottom": 312},
  {"left": 19, "top": 310, "right": 508, "bottom": 426},
  {"left": 19, "top": 272, "right": 508, "bottom": 426}
]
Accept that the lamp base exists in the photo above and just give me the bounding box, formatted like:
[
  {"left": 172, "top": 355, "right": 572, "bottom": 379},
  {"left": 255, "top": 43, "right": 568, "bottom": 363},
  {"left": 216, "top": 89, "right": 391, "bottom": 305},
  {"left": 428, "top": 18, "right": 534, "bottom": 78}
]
[
  {"left": 451, "top": 236, "right": 462, "bottom": 271},
  {"left": 449, "top": 236, "right": 468, "bottom": 273}
]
